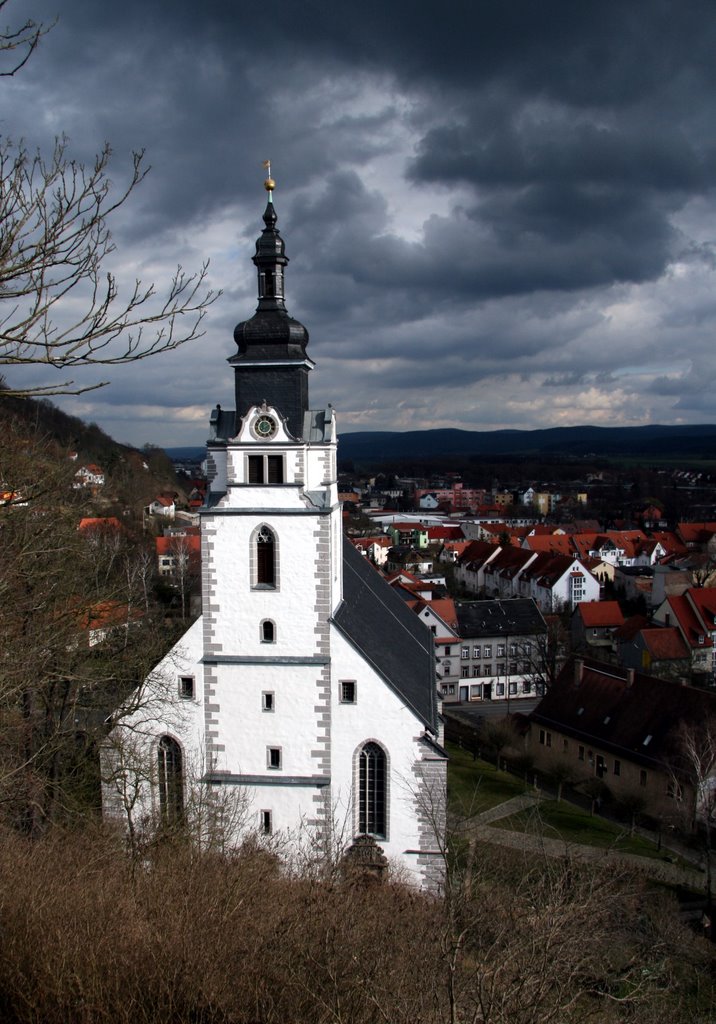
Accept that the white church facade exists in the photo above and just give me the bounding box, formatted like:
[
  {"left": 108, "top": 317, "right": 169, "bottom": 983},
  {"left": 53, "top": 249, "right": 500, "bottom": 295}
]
[{"left": 102, "top": 175, "right": 446, "bottom": 889}]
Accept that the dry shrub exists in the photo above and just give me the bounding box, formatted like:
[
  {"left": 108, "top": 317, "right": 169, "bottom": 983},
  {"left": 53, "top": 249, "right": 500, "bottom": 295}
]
[{"left": 0, "top": 828, "right": 711, "bottom": 1024}]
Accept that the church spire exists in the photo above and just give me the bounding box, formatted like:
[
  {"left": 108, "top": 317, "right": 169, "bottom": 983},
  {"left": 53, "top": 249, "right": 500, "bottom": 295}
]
[{"left": 230, "top": 165, "right": 312, "bottom": 439}]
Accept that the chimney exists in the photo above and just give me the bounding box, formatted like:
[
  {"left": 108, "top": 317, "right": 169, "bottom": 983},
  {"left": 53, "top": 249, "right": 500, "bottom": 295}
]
[
  {"left": 574, "top": 658, "right": 584, "bottom": 686},
  {"left": 626, "top": 668, "right": 635, "bottom": 687}
]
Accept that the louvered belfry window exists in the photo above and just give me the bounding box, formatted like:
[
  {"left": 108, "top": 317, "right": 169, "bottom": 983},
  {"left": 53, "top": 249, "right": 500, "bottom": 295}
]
[{"left": 256, "top": 526, "right": 275, "bottom": 586}]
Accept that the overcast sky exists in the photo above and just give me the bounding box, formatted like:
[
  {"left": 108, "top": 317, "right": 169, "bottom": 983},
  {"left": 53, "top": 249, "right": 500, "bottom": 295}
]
[{"left": 3, "top": 0, "right": 716, "bottom": 448}]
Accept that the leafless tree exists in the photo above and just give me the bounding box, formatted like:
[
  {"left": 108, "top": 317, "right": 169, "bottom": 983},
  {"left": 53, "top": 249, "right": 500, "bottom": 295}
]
[
  {"left": 0, "top": 3, "right": 218, "bottom": 398},
  {"left": 0, "top": 1, "right": 44, "bottom": 78},
  {"left": 669, "top": 716, "right": 716, "bottom": 911}
]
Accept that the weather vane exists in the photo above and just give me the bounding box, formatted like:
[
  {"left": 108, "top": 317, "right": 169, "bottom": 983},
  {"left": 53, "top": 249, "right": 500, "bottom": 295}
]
[{"left": 262, "top": 159, "right": 275, "bottom": 192}]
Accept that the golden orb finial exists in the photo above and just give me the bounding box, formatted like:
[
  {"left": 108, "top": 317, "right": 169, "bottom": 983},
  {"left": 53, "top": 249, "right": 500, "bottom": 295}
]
[{"left": 262, "top": 159, "right": 275, "bottom": 192}]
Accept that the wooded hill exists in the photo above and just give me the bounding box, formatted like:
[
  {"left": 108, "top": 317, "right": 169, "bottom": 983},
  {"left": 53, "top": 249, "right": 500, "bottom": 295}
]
[{"left": 0, "top": 392, "right": 184, "bottom": 511}]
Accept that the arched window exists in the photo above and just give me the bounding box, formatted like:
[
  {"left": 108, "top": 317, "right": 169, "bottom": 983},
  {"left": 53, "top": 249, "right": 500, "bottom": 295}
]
[
  {"left": 157, "top": 736, "right": 184, "bottom": 825},
  {"left": 253, "top": 525, "right": 277, "bottom": 588},
  {"left": 261, "top": 619, "right": 275, "bottom": 643},
  {"left": 358, "top": 742, "right": 387, "bottom": 838}
]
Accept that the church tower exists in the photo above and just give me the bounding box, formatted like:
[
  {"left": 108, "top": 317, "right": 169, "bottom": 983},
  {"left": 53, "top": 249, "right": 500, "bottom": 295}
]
[
  {"left": 104, "top": 170, "right": 446, "bottom": 889},
  {"left": 201, "top": 170, "right": 343, "bottom": 842}
]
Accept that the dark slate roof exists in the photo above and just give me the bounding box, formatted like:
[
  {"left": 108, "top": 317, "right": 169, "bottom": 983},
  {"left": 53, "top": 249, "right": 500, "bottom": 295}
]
[
  {"left": 208, "top": 405, "right": 332, "bottom": 443},
  {"left": 333, "top": 538, "right": 437, "bottom": 731},
  {"left": 531, "top": 656, "right": 716, "bottom": 771},
  {"left": 454, "top": 599, "right": 546, "bottom": 639}
]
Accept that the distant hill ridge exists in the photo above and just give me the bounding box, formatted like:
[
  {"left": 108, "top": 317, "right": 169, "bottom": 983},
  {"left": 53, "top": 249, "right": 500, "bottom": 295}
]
[{"left": 166, "top": 423, "right": 716, "bottom": 464}]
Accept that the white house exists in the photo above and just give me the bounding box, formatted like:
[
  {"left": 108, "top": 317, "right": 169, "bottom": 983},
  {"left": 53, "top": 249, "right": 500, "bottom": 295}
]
[{"left": 102, "top": 179, "right": 446, "bottom": 890}]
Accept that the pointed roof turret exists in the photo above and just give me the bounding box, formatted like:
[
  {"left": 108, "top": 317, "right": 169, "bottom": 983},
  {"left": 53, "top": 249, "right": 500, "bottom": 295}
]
[
  {"left": 229, "top": 165, "right": 313, "bottom": 439},
  {"left": 233, "top": 168, "right": 309, "bottom": 360}
]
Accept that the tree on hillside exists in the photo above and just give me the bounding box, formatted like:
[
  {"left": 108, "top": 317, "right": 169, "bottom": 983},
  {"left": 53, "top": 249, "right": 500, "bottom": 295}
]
[
  {"left": 669, "top": 717, "right": 716, "bottom": 915},
  {"left": 0, "top": 424, "right": 184, "bottom": 834},
  {"left": 0, "top": 1, "right": 218, "bottom": 399}
]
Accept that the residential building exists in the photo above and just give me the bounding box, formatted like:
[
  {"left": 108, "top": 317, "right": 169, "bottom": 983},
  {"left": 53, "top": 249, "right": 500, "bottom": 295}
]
[
  {"left": 436, "top": 599, "right": 547, "bottom": 704},
  {"left": 570, "top": 601, "right": 624, "bottom": 656},
  {"left": 528, "top": 657, "right": 716, "bottom": 823}
]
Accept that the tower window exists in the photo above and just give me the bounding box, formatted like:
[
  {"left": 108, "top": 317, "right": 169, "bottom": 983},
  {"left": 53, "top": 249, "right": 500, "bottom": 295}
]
[
  {"left": 262, "top": 691, "right": 275, "bottom": 712},
  {"left": 157, "top": 736, "right": 184, "bottom": 825},
  {"left": 358, "top": 742, "right": 387, "bottom": 839},
  {"left": 267, "top": 746, "right": 282, "bottom": 770},
  {"left": 260, "top": 809, "right": 273, "bottom": 834},
  {"left": 261, "top": 620, "right": 275, "bottom": 643},
  {"left": 252, "top": 525, "right": 278, "bottom": 589},
  {"left": 247, "top": 454, "right": 284, "bottom": 484}
]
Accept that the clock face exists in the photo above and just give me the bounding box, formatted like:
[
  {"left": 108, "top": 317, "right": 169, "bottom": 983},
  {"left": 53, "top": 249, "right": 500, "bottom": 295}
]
[{"left": 254, "top": 414, "right": 277, "bottom": 439}]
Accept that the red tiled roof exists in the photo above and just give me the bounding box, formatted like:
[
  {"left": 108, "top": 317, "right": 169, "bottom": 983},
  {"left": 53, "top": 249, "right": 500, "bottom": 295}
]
[
  {"left": 156, "top": 535, "right": 201, "bottom": 556},
  {"left": 78, "top": 517, "right": 122, "bottom": 532},
  {"left": 577, "top": 601, "right": 625, "bottom": 628},
  {"left": 641, "top": 627, "right": 689, "bottom": 661},
  {"left": 651, "top": 531, "right": 688, "bottom": 556},
  {"left": 524, "top": 534, "right": 574, "bottom": 556},
  {"left": 666, "top": 594, "right": 714, "bottom": 648}
]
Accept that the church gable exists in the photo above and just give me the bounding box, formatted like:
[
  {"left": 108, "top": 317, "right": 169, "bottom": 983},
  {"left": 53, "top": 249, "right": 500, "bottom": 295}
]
[{"left": 334, "top": 538, "right": 437, "bottom": 731}]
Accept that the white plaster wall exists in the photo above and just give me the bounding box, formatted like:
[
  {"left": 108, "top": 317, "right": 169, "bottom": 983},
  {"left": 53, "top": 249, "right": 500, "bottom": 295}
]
[
  {"left": 210, "top": 664, "right": 322, "bottom": 777},
  {"left": 102, "top": 617, "right": 206, "bottom": 825},
  {"left": 328, "top": 625, "right": 433, "bottom": 876},
  {"left": 203, "top": 513, "right": 328, "bottom": 655}
]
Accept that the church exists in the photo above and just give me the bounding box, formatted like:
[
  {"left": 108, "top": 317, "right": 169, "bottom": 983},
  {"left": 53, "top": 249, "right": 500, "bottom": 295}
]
[{"left": 102, "top": 172, "right": 446, "bottom": 889}]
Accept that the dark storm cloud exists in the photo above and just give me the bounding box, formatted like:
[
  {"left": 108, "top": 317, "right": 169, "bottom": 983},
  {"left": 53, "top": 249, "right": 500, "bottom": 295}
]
[{"left": 3, "top": 0, "right": 716, "bottom": 441}]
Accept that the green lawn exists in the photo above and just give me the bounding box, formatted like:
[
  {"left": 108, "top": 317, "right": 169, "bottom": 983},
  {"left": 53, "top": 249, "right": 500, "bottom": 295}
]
[
  {"left": 447, "top": 741, "right": 526, "bottom": 816},
  {"left": 446, "top": 743, "right": 677, "bottom": 862},
  {"left": 491, "top": 799, "right": 674, "bottom": 861}
]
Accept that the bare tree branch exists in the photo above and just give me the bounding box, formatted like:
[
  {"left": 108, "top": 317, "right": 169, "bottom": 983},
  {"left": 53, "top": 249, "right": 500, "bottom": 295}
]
[{"left": 0, "top": 139, "right": 219, "bottom": 397}]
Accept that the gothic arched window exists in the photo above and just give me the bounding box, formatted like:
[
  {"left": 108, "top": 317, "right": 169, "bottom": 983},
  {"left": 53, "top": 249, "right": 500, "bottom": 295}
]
[
  {"left": 358, "top": 742, "right": 387, "bottom": 839},
  {"left": 253, "top": 525, "right": 277, "bottom": 588},
  {"left": 157, "top": 736, "right": 184, "bottom": 825}
]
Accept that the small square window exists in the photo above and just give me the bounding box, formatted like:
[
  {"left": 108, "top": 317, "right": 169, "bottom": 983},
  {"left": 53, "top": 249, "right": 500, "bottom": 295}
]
[
  {"left": 262, "top": 691, "right": 275, "bottom": 712},
  {"left": 179, "top": 675, "right": 194, "bottom": 700},
  {"left": 260, "top": 809, "right": 273, "bottom": 834},
  {"left": 267, "top": 746, "right": 282, "bottom": 770},
  {"left": 340, "top": 680, "right": 356, "bottom": 704}
]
